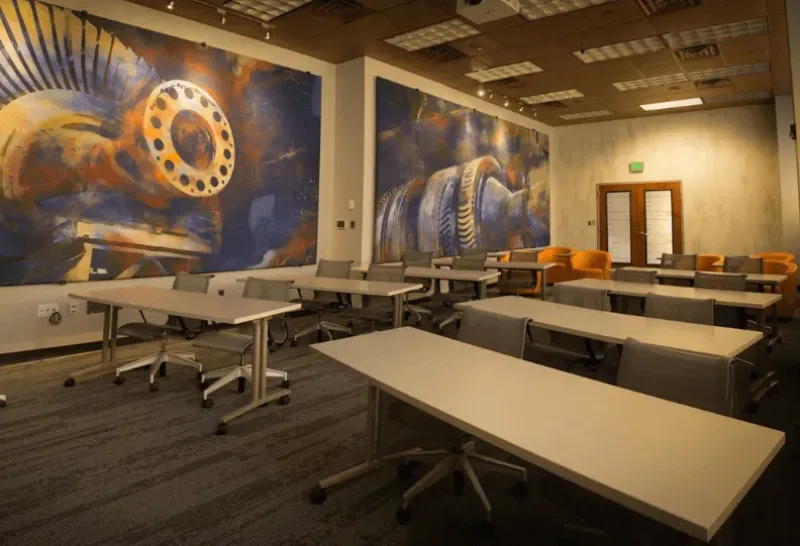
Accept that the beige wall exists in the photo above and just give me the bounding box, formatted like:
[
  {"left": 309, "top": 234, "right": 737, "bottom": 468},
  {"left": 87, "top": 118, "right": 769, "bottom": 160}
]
[{"left": 551, "top": 105, "right": 782, "bottom": 256}]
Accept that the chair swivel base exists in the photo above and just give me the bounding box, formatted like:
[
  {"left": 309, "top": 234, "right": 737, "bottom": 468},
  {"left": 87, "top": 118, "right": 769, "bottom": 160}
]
[
  {"left": 199, "top": 364, "right": 290, "bottom": 408},
  {"left": 114, "top": 351, "right": 200, "bottom": 392},
  {"left": 291, "top": 320, "right": 351, "bottom": 346}
]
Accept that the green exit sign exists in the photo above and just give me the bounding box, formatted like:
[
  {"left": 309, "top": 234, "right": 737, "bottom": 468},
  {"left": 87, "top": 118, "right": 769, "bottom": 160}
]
[{"left": 629, "top": 161, "right": 644, "bottom": 173}]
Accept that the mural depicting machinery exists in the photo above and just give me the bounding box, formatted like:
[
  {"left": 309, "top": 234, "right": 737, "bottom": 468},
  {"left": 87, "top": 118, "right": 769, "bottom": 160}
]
[
  {"left": 374, "top": 78, "right": 550, "bottom": 263},
  {"left": 0, "top": 0, "right": 320, "bottom": 286}
]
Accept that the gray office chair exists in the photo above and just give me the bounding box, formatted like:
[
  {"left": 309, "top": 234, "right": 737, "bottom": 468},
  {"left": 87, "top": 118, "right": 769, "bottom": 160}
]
[
  {"left": 661, "top": 253, "right": 697, "bottom": 270},
  {"left": 403, "top": 250, "right": 434, "bottom": 324},
  {"left": 291, "top": 259, "right": 353, "bottom": 344},
  {"left": 723, "top": 256, "right": 763, "bottom": 274},
  {"left": 342, "top": 264, "right": 403, "bottom": 331},
  {"left": 496, "top": 250, "right": 540, "bottom": 296},
  {"left": 433, "top": 253, "right": 489, "bottom": 331},
  {"left": 114, "top": 272, "right": 211, "bottom": 391},
  {"left": 644, "top": 293, "right": 714, "bottom": 325},
  {"left": 554, "top": 284, "right": 610, "bottom": 311},
  {"left": 610, "top": 269, "right": 656, "bottom": 315},
  {"left": 459, "top": 248, "right": 489, "bottom": 259},
  {"left": 390, "top": 308, "right": 530, "bottom": 526},
  {"left": 694, "top": 271, "right": 748, "bottom": 328},
  {"left": 193, "top": 278, "right": 293, "bottom": 409}
]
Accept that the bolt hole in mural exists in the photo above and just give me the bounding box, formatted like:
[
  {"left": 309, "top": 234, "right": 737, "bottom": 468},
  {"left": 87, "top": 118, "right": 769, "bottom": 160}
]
[
  {"left": 374, "top": 78, "right": 550, "bottom": 263},
  {"left": 0, "top": 0, "right": 321, "bottom": 286}
]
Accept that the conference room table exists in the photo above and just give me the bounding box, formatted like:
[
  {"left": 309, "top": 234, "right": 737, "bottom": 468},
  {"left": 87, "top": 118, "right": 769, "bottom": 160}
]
[
  {"left": 66, "top": 286, "right": 300, "bottom": 432},
  {"left": 620, "top": 266, "right": 787, "bottom": 290},
  {"left": 238, "top": 275, "right": 423, "bottom": 327},
  {"left": 311, "top": 327, "right": 784, "bottom": 543},
  {"left": 351, "top": 265, "right": 500, "bottom": 300}
]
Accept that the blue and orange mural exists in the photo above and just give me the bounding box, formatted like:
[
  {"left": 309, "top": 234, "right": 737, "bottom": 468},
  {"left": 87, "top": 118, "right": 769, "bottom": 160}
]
[
  {"left": 0, "top": 0, "right": 320, "bottom": 286},
  {"left": 374, "top": 78, "right": 549, "bottom": 262}
]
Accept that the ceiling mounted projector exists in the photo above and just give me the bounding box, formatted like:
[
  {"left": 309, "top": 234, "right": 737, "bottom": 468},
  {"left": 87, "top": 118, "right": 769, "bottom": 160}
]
[{"left": 457, "top": 0, "right": 520, "bottom": 24}]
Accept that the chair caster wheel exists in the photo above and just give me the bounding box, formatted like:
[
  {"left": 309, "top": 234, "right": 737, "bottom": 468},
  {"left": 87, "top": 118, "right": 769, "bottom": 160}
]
[
  {"left": 149, "top": 382, "right": 159, "bottom": 392},
  {"left": 512, "top": 481, "right": 529, "bottom": 498},
  {"left": 278, "top": 395, "right": 290, "bottom": 405},
  {"left": 415, "top": 320, "right": 422, "bottom": 326},
  {"left": 746, "top": 401, "right": 759, "bottom": 413},
  {"left": 397, "top": 462, "right": 414, "bottom": 479},
  {"left": 281, "top": 379, "right": 291, "bottom": 389},
  {"left": 159, "top": 363, "right": 167, "bottom": 377},
  {"left": 290, "top": 339, "right": 299, "bottom": 347},
  {"left": 201, "top": 398, "right": 214, "bottom": 409},
  {"left": 64, "top": 377, "right": 76, "bottom": 387},
  {"left": 114, "top": 376, "right": 126, "bottom": 385},
  {"left": 396, "top": 508, "right": 411, "bottom": 525},
  {"left": 453, "top": 470, "right": 464, "bottom": 496},
  {"left": 309, "top": 485, "right": 327, "bottom": 505},
  {"left": 198, "top": 381, "right": 209, "bottom": 390},
  {"left": 477, "top": 520, "right": 495, "bottom": 536},
  {"left": 196, "top": 372, "right": 203, "bottom": 381},
  {"left": 216, "top": 422, "right": 228, "bottom": 435},
  {"left": 749, "top": 370, "right": 759, "bottom": 380},
  {"left": 0, "top": 400, "right": 6, "bottom": 408}
]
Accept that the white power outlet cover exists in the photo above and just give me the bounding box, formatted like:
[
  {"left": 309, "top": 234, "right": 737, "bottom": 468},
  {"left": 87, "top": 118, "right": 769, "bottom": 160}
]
[
  {"left": 37, "top": 303, "right": 60, "bottom": 318},
  {"left": 69, "top": 302, "right": 80, "bottom": 316}
]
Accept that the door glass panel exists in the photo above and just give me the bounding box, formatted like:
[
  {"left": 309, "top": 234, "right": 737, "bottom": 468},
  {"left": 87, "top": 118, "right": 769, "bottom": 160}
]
[
  {"left": 645, "top": 190, "right": 673, "bottom": 265},
  {"left": 606, "top": 191, "right": 631, "bottom": 263}
]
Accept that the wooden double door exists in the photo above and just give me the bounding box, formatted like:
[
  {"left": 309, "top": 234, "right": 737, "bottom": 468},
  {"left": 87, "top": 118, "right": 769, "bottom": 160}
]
[{"left": 599, "top": 181, "right": 683, "bottom": 267}]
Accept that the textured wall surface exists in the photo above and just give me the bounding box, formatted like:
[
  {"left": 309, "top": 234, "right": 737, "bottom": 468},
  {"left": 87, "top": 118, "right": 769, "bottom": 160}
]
[{"left": 552, "top": 105, "right": 782, "bottom": 255}]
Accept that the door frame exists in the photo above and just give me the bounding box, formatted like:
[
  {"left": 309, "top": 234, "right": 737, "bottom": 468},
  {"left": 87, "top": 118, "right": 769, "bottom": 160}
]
[{"left": 597, "top": 181, "right": 684, "bottom": 266}]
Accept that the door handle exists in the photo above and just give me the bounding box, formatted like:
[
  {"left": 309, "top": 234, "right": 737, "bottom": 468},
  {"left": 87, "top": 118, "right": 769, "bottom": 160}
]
[{"left": 638, "top": 231, "right": 648, "bottom": 236}]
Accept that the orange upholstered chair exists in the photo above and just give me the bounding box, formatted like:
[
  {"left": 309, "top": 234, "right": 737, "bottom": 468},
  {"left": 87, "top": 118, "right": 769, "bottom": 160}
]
[
  {"left": 697, "top": 254, "right": 724, "bottom": 272},
  {"left": 572, "top": 250, "right": 612, "bottom": 280},
  {"left": 762, "top": 260, "right": 797, "bottom": 318},
  {"left": 536, "top": 246, "right": 573, "bottom": 284},
  {"left": 751, "top": 252, "right": 795, "bottom": 264}
]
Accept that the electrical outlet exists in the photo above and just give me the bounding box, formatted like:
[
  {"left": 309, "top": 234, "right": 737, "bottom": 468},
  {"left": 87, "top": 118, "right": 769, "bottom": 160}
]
[
  {"left": 37, "top": 303, "right": 60, "bottom": 318},
  {"left": 69, "top": 302, "right": 80, "bottom": 316}
]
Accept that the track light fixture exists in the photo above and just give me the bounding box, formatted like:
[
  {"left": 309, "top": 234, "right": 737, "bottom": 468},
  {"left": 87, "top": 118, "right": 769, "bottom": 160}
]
[
  {"left": 217, "top": 8, "right": 226, "bottom": 25},
  {"left": 477, "top": 85, "right": 486, "bottom": 98},
  {"left": 503, "top": 97, "right": 510, "bottom": 107},
  {"left": 166, "top": 1, "right": 174, "bottom": 10},
  {"left": 262, "top": 23, "right": 272, "bottom": 41},
  {"left": 488, "top": 91, "right": 493, "bottom": 99},
  {"left": 518, "top": 104, "right": 524, "bottom": 112}
]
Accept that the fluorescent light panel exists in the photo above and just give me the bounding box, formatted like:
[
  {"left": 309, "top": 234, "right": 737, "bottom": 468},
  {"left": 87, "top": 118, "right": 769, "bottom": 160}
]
[
  {"left": 385, "top": 19, "right": 479, "bottom": 52},
  {"left": 640, "top": 98, "right": 704, "bottom": 111},
  {"left": 521, "top": 89, "right": 584, "bottom": 104},
  {"left": 226, "top": 0, "right": 314, "bottom": 22},
  {"left": 518, "top": 0, "right": 617, "bottom": 21},
  {"left": 466, "top": 61, "right": 543, "bottom": 82},
  {"left": 560, "top": 110, "right": 612, "bottom": 120},
  {"left": 662, "top": 18, "right": 768, "bottom": 50},
  {"left": 704, "top": 91, "right": 771, "bottom": 104},
  {"left": 689, "top": 62, "right": 770, "bottom": 81},
  {"left": 574, "top": 37, "right": 665, "bottom": 63},
  {"left": 613, "top": 73, "right": 688, "bottom": 91}
]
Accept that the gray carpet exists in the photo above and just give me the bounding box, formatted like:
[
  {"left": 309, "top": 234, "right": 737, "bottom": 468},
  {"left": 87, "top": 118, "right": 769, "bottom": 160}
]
[{"left": 1, "top": 322, "right": 799, "bottom": 546}]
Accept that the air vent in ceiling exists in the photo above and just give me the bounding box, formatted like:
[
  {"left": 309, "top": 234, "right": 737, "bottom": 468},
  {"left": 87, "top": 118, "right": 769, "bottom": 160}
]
[
  {"left": 416, "top": 45, "right": 466, "bottom": 63},
  {"left": 639, "top": 0, "right": 702, "bottom": 16},
  {"left": 677, "top": 43, "right": 720, "bottom": 61},
  {"left": 695, "top": 78, "right": 731, "bottom": 89},
  {"left": 311, "top": 0, "right": 372, "bottom": 23},
  {"left": 542, "top": 101, "right": 568, "bottom": 108},
  {"left": 495, "top": 77, "right": 524, "bottom": 88}
]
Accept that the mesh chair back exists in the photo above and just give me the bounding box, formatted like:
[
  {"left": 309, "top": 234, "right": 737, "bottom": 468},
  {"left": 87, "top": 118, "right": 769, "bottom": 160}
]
[
  {"left": 694, "top": 272, "right": 747, "bottom": 292},
  {"left": 241, "top": 278, "right": 292, "bottom": 341},
  {"left": 457, "top": 308, "right": 528, "bottom": 358},
  {"left": 618, "top": 338, "right": 733, "bottom": 416},
  {"left": 644, "top": 294, "right": 714, "bottom": 325},
  {"left": 459, "top": 248, "right": 488, "bottom": 260},
  {"left": 402, "top": 251, "right": 432, "bottom": 292},
  {"left": 314, "top": 259, "right": 353, "bottom": 304},
  {"left": 504, "top": 250, "right": 540, "bottom": 284},
  {"left": 612, "top": 268, "right": 658, "bottom": 284},
  {"left": 723, "top": 256, "right": 763, "bottom": 274},
  {"left": 553, "top": 284, "right": 610, "bottom": 311},
  {"left": 451, "top": 254, "right": 486, "bottom": 295},
  {"left": 169, "top": 273, "right": 211, "bottom": 330},
  {"left": 362, "top": 264, "right": 404, "bottom": 309},
  {"left": 661, "top": 253, "right": 697, "bottom": 270}
]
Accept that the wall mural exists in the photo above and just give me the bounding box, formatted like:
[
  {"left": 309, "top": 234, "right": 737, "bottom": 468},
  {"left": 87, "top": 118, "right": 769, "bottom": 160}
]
[
  {"left": 374, "top": 77, "right": 550, "bottom": 263},
  {"left": 0, "top": 0, "right": 320, "bottom": 286}
]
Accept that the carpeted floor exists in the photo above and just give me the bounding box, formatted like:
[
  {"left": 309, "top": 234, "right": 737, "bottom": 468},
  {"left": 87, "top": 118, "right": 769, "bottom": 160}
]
[{"left": 1, "top": 319, "right": 799, "bottom": 546}]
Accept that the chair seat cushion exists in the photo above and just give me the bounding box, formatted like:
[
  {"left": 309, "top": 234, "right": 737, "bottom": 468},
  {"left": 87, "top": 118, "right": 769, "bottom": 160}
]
[
  {"left": 387, "top": 401, "right": 464, "bottom": 443},
  {"left": 117, "top": 322, "right": 175, "bottom": 341},
  {"left": 573, "top": 267, "right": 605, "bottom": 280},
  {"left": 193, "top": 332, "right": 253, "bottom": 354}
]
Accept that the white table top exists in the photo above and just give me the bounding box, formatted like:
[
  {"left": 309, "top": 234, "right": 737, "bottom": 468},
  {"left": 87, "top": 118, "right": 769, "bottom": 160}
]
[
  {"left": 238, "top": 275, "right": 422, "bottom": 297},
  {"left": 351, "top": 265, "right": 499, "bottom": 282},
  {"left": 312, "top": 328, "right": 784, "bottom": 542},
  {"left": 69, "top": 286, "right": 301, "bottom": 324},
  {"left": 431, "top": 257, "right": 555, "bottom": 271},
  {"left": 563, "top": 278, "right": 782, "bottom": 310},
  {"left": 621, "top": 267, "right": 787, "bottom": 285},
  {"left": 457, "top": 296, "right": 762, "bottom": 358}
]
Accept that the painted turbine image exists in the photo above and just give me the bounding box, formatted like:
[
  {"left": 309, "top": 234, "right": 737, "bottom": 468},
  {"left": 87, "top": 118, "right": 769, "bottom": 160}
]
[
  {"left": 374, "top": 78, "right": 550, "bottom": 263},
  {"left": 0, "top": 0, "right": 321, "bottom": 286}
]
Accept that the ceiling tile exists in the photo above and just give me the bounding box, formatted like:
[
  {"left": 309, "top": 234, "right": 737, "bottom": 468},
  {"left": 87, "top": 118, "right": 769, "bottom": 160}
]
[
  {"left": 358, "top": 0, "right": 409, "bottom": 10},
  {"left": 449, "top": 34, "right": 504, "bottom": 56},
  {"left": 474, "top": 49, "right": 530, "bottom": 67},
  {"left": 730, "top": 72, "right": 773, "bottom": 93},
  {"left": 581, "top": 0, "right": 647, "bottom": 28},
  {"left": 629, "top": 50, "right": 682, "bottom": 77},
  {"left": 577, "top": 18, "right": 660, "bottom": 49},
  {"left": 383, "top": 1, "right": 451, "bottom": 29},
  {"left": 772, "top": 71, "right": 792, "bottom": 95},
  {"left": 649, "top": 1, "right": 769, "bottom": 34}
]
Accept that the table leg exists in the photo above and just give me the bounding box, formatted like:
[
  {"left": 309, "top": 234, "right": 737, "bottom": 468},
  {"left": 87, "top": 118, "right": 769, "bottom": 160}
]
[
  {"left": 217, "top": 318, "right": 290, "bottom": 434},
  {"left": 477, "top": 280, "right": 487, "bottom": 300},
  {"left": 109, "top": 306, "right": 119, "bottom": 364},
  {"left": 391, "top": 295, "right": 403, "bottom": 328},
  {"left": 756, "top": 309, "right": 767, "bottom": 370},
  {"left": 64, "top": 304, "right": 112, "bottom": 387},
  {"left": 541, "top": 268, "right": 548, "bottom": 301}
]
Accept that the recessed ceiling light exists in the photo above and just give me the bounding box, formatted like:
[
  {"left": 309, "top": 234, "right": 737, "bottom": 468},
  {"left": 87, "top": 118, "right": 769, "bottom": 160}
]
[
  {"left": 227, "top": 0, "right": 316, "bottom": 23},
  {"left": 518, "top": 0, "right": 617, "bottom": 21},
  {"left": 559, "top": 110, "right": 612, "bottom": 120},
  {"left": 166, "top": 0, "right": 174, "bottom": 9},
  {"left": 574, "top": 37, "right": 665, "bottom": 64},
  {"left": 704, "top": 91, "right": 772, "bottom": 104},
  {"left": 521, "top": 89, "right": 584, "bottom": 105},
  {"left": 385, "top": 19, "right": 479, "bottom": 52},
  {"left": 688, "top": 62, "right": 770, "bottom": 81},
  {"left": 613, "top": 73, "right": 688, "bottom": 91},
  {"left": 465, "top": 61, "right": 543, "bottom": 82},
  {"left": 662, "top": 18, "right": 768, "bottom": 50},
  {"left": 640, "top": 98, "right": 704, "bottom": 111},
  {"left": 477, "top": 86, "right": 486, "bottom": 97}
]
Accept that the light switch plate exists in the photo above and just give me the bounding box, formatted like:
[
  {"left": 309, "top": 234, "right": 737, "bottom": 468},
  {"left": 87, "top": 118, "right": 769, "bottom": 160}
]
[{"left": 347, "top": 199, "right": 355, "bottom": 211}]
